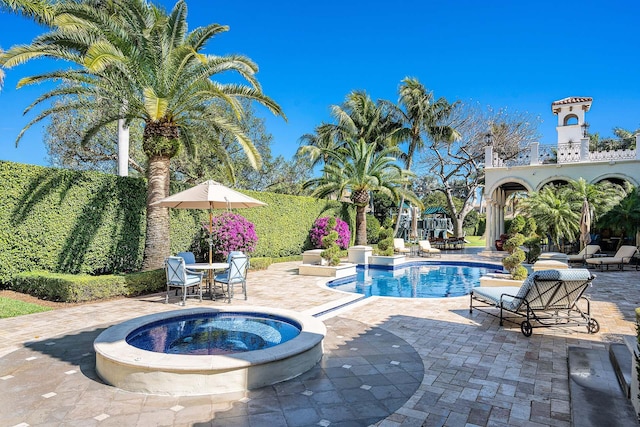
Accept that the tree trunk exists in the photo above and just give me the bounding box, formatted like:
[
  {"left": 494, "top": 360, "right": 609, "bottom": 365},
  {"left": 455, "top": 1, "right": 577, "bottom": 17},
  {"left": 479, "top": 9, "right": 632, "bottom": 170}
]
[
  {"left": 355, "top": 205, "right": 367, "bottom": 245},
  {"left": 393, "top": 195, "right": 406, "bottom": 238},
  {"left": 142, "top": 155, "right": 171, "bottom": 270}
]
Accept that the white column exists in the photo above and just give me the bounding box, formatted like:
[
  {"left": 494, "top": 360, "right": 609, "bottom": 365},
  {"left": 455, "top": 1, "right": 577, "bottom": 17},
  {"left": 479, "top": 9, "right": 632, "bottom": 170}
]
[
  {"left": 580, "top": 137, "right": 590, "bottom": 162},
  {"left": 636, "top": 134, "right": 640, "bottom": 160},
  {"left": 118, "top": 118, "right": 129, "bottom": 177},
  {"left": 497, "top": 189, "right": 505, "bottom": 237},
  {"left": 485, "top": 198, "right": 494, "bottom": 249},
  {"left": 485, "top": 145, "right": 493, "bottom": 168},
  {"left": 529, "top": 142, "right": 539, "bottom": 165}
]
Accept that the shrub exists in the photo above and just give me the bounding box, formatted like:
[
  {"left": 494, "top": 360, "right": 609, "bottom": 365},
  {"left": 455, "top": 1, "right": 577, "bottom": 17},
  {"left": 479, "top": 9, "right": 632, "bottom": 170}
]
[
  {"left": 309, "top": 216, "right": 351, "bottom": 249},
  {"left": 366, "top": 214, "right": 382, "bottom": 244},
  {"left": 201, "top": 212, "right": 258, "bottom": 261},
  {"left": 503, "top": 233, "right": 525, "bottom": 253},
  {"left": 375, "top": 228, "right": 395, "bottom": 256},
  {"left": 0, "top": 161, "right": 355, "bottom": 284},
  {"left": 508, "top": 216, "right": 526, "bottom": 234},
  {"left": 320, "top": 218, "right": 342, "bottom": 266},
  {"left": 511, "top": 264, "right": 529, "bottom": 280},
  {"left": 11, "top": 269, "right": 164, "bottom": 303}
]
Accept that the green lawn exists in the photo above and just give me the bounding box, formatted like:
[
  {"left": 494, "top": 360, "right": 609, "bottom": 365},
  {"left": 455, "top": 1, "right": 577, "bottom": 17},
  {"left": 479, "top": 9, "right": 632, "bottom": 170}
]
[
  {"left": 0, "top": 297, "right": 52, "bottom": 319},
  {"left": 465, "top": 236, "right": 486, "bottom": 247}
]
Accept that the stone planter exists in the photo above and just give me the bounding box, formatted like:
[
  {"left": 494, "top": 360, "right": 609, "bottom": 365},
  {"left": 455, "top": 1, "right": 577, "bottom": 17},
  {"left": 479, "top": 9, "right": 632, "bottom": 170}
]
[
  {"left": 302, "top": 249, "right": 326, "bottom": 265},
  {"left": 298, "top": 263, "right": 357, "bottom": 278},
  {"left": 347, "top": 246, "right": 373, "bottom": 265},
  {"left": 368, "top": 255, "right": 407, "bottom": 267}
]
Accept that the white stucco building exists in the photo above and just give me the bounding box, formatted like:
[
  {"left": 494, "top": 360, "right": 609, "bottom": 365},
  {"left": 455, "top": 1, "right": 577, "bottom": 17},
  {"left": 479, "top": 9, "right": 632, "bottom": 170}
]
[{"left": 484, "top": 96, "right": 640, "bottom": 250}]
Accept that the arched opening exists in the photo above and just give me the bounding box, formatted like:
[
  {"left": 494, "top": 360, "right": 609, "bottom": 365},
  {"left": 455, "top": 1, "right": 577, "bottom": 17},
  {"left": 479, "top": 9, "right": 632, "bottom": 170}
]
[{"left": 563, "top": 114, "right": 579, "bottom": 126}]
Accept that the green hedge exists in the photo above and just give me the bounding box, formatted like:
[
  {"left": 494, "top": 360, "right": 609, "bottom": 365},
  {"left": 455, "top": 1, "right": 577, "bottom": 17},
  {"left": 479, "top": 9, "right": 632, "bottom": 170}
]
[
  {"left": 0, "top": 161, "right": 147, "bottom": 283},
  {"left": 11, "top": 269, "right": 165, "bottom": 302},
  {"left": 0, "top": 161, "right": 354, "bottom": 285}
]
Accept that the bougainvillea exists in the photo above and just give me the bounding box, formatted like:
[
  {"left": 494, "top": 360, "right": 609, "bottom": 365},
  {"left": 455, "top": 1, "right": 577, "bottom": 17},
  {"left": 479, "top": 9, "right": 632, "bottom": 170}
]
[
  {"left": 309, "top": 216, "right": 350, "bottom": 249},
  {"left": 201, "top": 212, "right": 258, "bottom": 261}
]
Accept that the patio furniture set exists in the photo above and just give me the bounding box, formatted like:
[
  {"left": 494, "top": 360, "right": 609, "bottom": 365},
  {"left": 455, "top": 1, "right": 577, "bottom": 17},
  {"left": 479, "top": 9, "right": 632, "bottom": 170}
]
[{"left": 164, "top": 251, "right": 249, "bottom": 305}]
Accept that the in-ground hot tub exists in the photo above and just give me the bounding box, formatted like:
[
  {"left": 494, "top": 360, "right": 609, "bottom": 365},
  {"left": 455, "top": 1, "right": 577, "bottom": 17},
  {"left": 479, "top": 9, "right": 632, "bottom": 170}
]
[{"left": 94, "top": 306, "right": 326, "bottom": 396}]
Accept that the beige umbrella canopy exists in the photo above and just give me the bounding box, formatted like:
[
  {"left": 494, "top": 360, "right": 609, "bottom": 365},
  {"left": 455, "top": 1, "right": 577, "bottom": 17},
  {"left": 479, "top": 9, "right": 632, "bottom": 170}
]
[
  {"left": 579, "top": 198, "right": 592, "bottom": 250},
  {"left": 152, "top": 180, "right": 266, "bottom": 263}
]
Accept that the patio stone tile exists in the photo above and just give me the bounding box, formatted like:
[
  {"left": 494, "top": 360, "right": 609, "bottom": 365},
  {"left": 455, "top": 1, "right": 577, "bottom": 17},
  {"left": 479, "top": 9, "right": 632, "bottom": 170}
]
[{"left": 0, "top": 251, "right": 637, "bottom": 426}]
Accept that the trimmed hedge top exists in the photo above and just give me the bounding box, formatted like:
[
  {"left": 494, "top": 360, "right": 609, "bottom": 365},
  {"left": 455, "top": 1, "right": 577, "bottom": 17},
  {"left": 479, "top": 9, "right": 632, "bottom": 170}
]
[{"left": 0, "top": 161, "right": 354, "bottom": 284}]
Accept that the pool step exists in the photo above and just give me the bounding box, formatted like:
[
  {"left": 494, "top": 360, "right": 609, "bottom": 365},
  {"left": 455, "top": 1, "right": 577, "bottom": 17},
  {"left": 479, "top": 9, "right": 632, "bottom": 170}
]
[
  {"left": 567, "top": 346, "right": 639, "bottom": 427},
  {"left": 610, "top": 341, "right": 633, "bottom": 398}
]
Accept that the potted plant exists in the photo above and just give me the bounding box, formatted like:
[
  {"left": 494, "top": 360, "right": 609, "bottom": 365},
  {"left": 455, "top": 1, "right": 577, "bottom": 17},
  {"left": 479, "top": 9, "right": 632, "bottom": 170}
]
[{"left": 501, "top": 216, "right": 528, "bottom": 280}]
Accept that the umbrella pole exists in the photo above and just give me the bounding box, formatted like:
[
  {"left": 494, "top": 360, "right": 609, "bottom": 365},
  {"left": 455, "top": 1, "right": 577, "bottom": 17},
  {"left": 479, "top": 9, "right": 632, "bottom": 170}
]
[{"left": 209, "top": 209, "right": 213, "bottom": 265}]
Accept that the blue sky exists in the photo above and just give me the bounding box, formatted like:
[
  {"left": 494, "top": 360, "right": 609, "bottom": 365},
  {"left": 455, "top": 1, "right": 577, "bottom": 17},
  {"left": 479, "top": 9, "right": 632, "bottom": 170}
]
[{"left": 1, "top": 0, "right": 639, "bottom": 167}]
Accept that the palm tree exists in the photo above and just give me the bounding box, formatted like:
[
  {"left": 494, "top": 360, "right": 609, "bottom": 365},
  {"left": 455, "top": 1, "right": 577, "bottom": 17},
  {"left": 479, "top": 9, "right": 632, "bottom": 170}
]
[
  {"left": 0, "top": 0, "right": 284, "bottom": 269},
  {"left": 296, "top": 123, "right": 340, "bottom": 171},
  {"left": 560, "top": 178, "right": 625, "bottom": 223},
  {"left": 297, "top": 91, "right": 402, "bottom": 168},
  {"left": 303, "top": 138, "right": 420, "bottom": 245},
  {"left": 597, "top": 186, "right": 640, "bottom": 249},
  {"left": 518, "top": 185, "right": 579, "bottom": 250},
  {"left": 381, "top": 78, "right": 459, "bottom": 236}
]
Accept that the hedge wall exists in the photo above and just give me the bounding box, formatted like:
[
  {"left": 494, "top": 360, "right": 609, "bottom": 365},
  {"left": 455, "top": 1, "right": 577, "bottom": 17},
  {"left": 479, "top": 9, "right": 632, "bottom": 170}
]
[{"left": 0, "top": 161, "right": 353, "bottom": 284}]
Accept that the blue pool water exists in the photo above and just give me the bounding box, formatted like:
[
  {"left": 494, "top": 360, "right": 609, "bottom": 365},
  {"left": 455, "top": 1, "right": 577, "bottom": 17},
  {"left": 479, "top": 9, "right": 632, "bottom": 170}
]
[
  {"left": 126, "top": 312, "right": 301, "bottom": 355},
  {"left": 328, "top": 262, "right": 502, "bottom": 298}
]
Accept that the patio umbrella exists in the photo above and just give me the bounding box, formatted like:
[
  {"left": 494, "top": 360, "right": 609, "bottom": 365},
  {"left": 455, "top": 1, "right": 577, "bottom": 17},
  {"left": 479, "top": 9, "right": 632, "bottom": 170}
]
[
  {"left": 152, "top": 180, "right": 266, "bottom": 263},
  {"left": 579, "top": 198, "right": 592, "bottom": 250},
  {"left": 410, "top": 206, "right": 419, "bottom": 240}
]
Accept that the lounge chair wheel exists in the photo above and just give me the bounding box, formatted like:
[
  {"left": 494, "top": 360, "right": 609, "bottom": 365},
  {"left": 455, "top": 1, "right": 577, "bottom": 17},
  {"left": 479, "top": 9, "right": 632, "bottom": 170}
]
[
  {"left": 521, "top": 321, "right": 533, "bottom": 337},
  {"left": 587, "top": 318, "right": 600, "bottom": 334}
]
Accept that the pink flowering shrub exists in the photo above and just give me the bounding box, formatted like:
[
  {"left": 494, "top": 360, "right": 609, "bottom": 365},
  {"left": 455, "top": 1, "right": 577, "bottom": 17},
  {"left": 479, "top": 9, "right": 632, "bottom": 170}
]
[
  {"left": 201, "top": 212, "right": 257, "bottom": 261},
  {"left": 309, "top": 216, "right": 350, "bottom": 249}
]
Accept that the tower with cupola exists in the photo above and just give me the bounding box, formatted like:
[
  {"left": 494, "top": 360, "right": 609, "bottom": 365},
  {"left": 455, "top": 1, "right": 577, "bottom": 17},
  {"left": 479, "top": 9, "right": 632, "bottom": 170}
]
[{"left": 552, "top": 96, "right": 592, "bottom": 144}]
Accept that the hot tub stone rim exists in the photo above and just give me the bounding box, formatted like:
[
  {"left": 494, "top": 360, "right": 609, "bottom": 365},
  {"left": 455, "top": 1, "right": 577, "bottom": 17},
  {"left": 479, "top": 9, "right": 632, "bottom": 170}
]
[{"left": 94, "top": 306, "right": 326, "bottom": 372}]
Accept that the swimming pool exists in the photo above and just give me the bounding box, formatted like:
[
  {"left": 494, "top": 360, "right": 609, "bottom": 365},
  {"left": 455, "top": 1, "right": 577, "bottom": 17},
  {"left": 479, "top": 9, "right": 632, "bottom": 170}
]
[{"left": 327, "top": 261, "right": 503, "bottom": 298}]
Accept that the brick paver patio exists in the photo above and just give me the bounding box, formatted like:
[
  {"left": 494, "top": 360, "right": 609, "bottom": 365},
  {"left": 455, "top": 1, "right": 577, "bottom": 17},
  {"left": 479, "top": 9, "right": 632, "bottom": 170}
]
[{"left": 0, "top": 249, "right": 637, "bottom": 426}]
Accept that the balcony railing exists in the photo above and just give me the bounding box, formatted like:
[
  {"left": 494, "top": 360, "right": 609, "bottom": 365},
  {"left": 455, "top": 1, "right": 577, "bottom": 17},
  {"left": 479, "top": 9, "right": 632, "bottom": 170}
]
[{"left": 486, "top": 136, "right": 639, "bottom": 168}]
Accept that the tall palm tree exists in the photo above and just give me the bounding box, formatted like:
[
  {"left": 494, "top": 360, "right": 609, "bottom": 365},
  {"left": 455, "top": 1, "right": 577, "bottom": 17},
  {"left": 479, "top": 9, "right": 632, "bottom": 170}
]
[
  {"left": 596, "top": 185, "right": 640, "bottom": 249},
  {"left": 518, "top": 185, "right": 579, "bottom": 250},
  {"left": 381, "top": 78, "right": 459, "bottom": 236},
  {"left": 296, "top": 123, "right": 340, "bottom": 171},
  {"left": 297, "top": 91, "right": 402, "bottom": 168},
  {"left": 303, "top": 138, "right": 420, "bottom": 245},
  {"left": 0, "top": 0, "right": 284, "bottom": 269}
]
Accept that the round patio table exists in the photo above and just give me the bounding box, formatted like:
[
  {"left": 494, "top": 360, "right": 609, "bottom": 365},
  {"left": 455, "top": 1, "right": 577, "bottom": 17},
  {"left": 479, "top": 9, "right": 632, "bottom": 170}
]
[{"left": 186, "top": 262, "right": 229, "bottom": 300}]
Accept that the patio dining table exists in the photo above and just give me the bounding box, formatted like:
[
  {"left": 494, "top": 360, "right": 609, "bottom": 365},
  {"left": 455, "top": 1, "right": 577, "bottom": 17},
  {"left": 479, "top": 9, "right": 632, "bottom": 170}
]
[{"left": 186, "top": 262, "right": 229, "bottom": 300}]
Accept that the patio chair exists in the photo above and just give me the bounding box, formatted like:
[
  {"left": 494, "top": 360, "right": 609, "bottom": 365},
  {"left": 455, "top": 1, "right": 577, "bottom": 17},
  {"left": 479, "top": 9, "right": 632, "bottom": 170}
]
[
  {"left": 393, "top": 238, "right": 411, "bottom": 255},
  {"left": 470, "top": 268, "right": 598, "bottom": 336},
  {"left": 177, "top": 251, "right": 196, "bottom": 264},
  {"left": 418, "top": 240, "right": 441, "bottom": 257},
  {"left": 585, "top": 245, "right": 638, "bottom": 271},
  {"left": 214, "top": 251, "right": 249, "bottom": 303},
  {"left": 164, "top": 256, "right": 204, "bottom": 306},
  {"left": 567, "top": 245, "right": 601, "bottom": 265}
]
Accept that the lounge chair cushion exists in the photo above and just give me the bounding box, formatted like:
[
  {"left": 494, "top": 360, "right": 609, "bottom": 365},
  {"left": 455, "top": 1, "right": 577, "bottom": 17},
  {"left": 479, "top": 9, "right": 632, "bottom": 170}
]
[
  {"left": 585, "top": 245, "right": 637, "bottom": 266},
  {"left": 473, "top": 268, "right": 592, "bottom": 311},
  {"left": 393, "top": 238, "right": 410, "bottom": 253},
  {"left": 567, "top": 245, "right": 600, "bottom": 262},
  {"left": 418, "top": 240, "right": 441, "bottom": 254}
]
